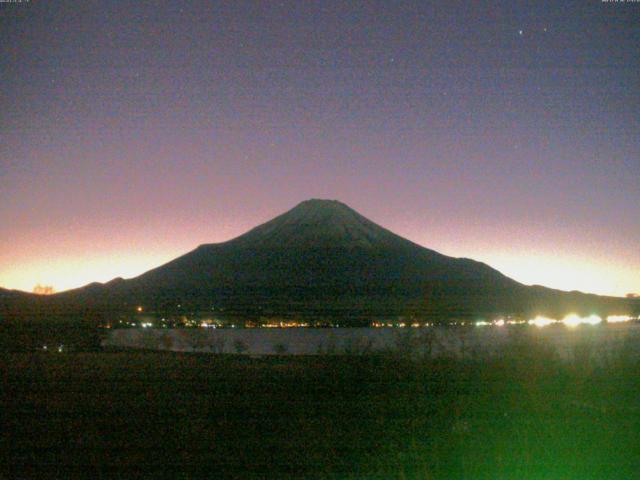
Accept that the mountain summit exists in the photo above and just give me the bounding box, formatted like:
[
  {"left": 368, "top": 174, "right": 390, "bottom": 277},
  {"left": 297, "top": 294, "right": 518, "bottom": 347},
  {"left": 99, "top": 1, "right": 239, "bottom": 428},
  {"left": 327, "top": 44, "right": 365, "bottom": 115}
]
[{"left": 222, "top": 199, "right": 413, "bottom": 249}]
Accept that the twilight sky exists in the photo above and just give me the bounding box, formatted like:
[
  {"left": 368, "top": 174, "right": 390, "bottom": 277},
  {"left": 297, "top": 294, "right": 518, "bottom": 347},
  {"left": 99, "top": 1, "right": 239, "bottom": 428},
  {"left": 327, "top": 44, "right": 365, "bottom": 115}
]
[{"left": 1, "top": 0, "right": 638, "bottom": 296}]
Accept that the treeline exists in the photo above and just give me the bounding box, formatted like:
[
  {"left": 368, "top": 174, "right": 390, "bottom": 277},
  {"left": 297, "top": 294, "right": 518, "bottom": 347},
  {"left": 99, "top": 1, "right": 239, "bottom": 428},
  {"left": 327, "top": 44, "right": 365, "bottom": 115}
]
[{"left": 0, "top": 316, "right": 105, "bottom": 352}]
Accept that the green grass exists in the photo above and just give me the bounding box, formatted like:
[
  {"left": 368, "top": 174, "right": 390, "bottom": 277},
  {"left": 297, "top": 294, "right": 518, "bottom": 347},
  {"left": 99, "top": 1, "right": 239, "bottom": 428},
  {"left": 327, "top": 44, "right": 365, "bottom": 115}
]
[{"left": 2, "top": 349, "right": 639, "bottom": 479}]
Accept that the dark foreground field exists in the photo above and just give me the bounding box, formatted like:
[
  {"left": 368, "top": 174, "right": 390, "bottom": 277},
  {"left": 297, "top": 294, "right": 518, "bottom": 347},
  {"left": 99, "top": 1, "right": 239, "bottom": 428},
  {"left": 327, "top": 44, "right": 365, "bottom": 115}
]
[{"left": 2, "top": 345, "right": 640, "bottom": 479}]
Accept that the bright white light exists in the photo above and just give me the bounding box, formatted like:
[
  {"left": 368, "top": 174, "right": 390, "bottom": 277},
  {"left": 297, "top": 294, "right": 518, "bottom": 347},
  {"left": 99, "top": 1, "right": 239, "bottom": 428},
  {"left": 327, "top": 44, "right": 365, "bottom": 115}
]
[
  {"left": 583, "top": 314, "right": 602, "bottom": 325},
  {"left": 562, "top": 314, "right": 601, "bottom": 327},
  {"left": 528, "top": 316, "right": 556, "bottom": 327},
  {"left": 475, "top": 321, "right": 491, "bottom": 327},
  {"left": 495, "top": 319, "right": 505, "bottom": 327},
  {"left": 562, "top": 314, "right": 582, "bottom": 328},
  {"left": 607, "top": 315, "right": 633, "bottom": 323}
]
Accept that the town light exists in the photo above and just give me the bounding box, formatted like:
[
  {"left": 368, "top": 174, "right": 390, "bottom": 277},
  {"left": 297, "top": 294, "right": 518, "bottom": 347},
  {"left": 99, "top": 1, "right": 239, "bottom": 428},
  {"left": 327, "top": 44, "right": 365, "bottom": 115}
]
[
  {"left": 562, "top": 314, "right": 601, "bottom": 327},
  {"left": 528, "top": 316, "right": 556, "bottom": 327},
  {"left": 583, "top": 314, "right": 602, "bottom": 325},
  {"left": 562, "top": 314, "right": 582, "bottom": 328}
]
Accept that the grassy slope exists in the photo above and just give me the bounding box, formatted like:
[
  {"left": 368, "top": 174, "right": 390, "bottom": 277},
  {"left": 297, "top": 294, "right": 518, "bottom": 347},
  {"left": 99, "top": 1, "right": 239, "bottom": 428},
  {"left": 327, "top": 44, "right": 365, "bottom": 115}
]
[{"left": 2, "top": 350, "right": 640, "bottom": 479}]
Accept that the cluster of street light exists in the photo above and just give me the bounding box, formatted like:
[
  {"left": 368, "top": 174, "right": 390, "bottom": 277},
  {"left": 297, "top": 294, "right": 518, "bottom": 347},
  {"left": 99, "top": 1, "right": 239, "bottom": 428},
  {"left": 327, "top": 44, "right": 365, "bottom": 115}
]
[
  {"left": 128, "top": 304, "right": 635, "bottom": 330},
  {"left": 474, "top": 314, "right": 636, "bottom": 328}
]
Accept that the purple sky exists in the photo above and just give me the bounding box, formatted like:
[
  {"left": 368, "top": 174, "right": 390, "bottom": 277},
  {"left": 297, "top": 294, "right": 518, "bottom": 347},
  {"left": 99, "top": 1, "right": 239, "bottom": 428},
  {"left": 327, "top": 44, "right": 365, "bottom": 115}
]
[{"left": 1, "top": 1, "right": 638, "bottom": 296}]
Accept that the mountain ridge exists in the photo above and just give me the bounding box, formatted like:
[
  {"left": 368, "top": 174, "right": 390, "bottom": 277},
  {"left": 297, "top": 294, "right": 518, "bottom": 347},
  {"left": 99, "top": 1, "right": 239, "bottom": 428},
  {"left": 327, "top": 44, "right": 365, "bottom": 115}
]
[{"left": 2, "top": 199, "right": 638, "bottom": 323}]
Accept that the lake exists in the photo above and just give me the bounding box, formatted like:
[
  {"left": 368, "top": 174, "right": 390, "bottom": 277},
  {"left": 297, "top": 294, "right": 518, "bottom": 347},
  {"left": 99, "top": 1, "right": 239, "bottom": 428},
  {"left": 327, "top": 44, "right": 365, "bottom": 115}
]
[{"left": 104, "top": 322, "right": 640, "bottom": 360}]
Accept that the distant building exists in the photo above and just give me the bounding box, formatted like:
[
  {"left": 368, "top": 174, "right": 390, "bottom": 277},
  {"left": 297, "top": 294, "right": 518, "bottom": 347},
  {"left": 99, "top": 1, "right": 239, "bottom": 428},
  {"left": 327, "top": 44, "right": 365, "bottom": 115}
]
[{"left": 33, "top": 284, "right": 55, "bottom": 295}]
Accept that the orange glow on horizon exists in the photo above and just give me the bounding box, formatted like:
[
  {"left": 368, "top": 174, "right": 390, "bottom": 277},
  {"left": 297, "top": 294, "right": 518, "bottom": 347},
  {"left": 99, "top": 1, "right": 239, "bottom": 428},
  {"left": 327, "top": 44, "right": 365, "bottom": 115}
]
[
  {"left": 478, "top": 253, "right": 639, "bottom": 298},
  {"left": 0, "top": 252, "right": 178, "bottom": 294},
  {"left": 1, "top": 217, "right": 638, "bottom": 298},
  {"left": 0, "top": 247, "right": 637, "bottom": 298}
]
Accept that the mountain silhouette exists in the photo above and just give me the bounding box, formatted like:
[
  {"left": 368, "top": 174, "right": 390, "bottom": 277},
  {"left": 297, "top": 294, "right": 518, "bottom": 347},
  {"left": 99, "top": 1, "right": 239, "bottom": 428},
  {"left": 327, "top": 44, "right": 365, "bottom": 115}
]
[
  {"left": 133, "top": 199, "right": 515, "bottom": 290},
  {"left": 2, "top": 200, "right": 637, "bottom": 323}
]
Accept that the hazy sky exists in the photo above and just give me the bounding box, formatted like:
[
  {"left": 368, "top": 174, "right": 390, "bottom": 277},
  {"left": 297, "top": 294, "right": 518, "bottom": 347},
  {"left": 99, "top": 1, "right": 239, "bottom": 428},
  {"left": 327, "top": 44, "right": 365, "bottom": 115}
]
[{"left": 1, "top": 0, "right": 638, "bottom": 296}]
